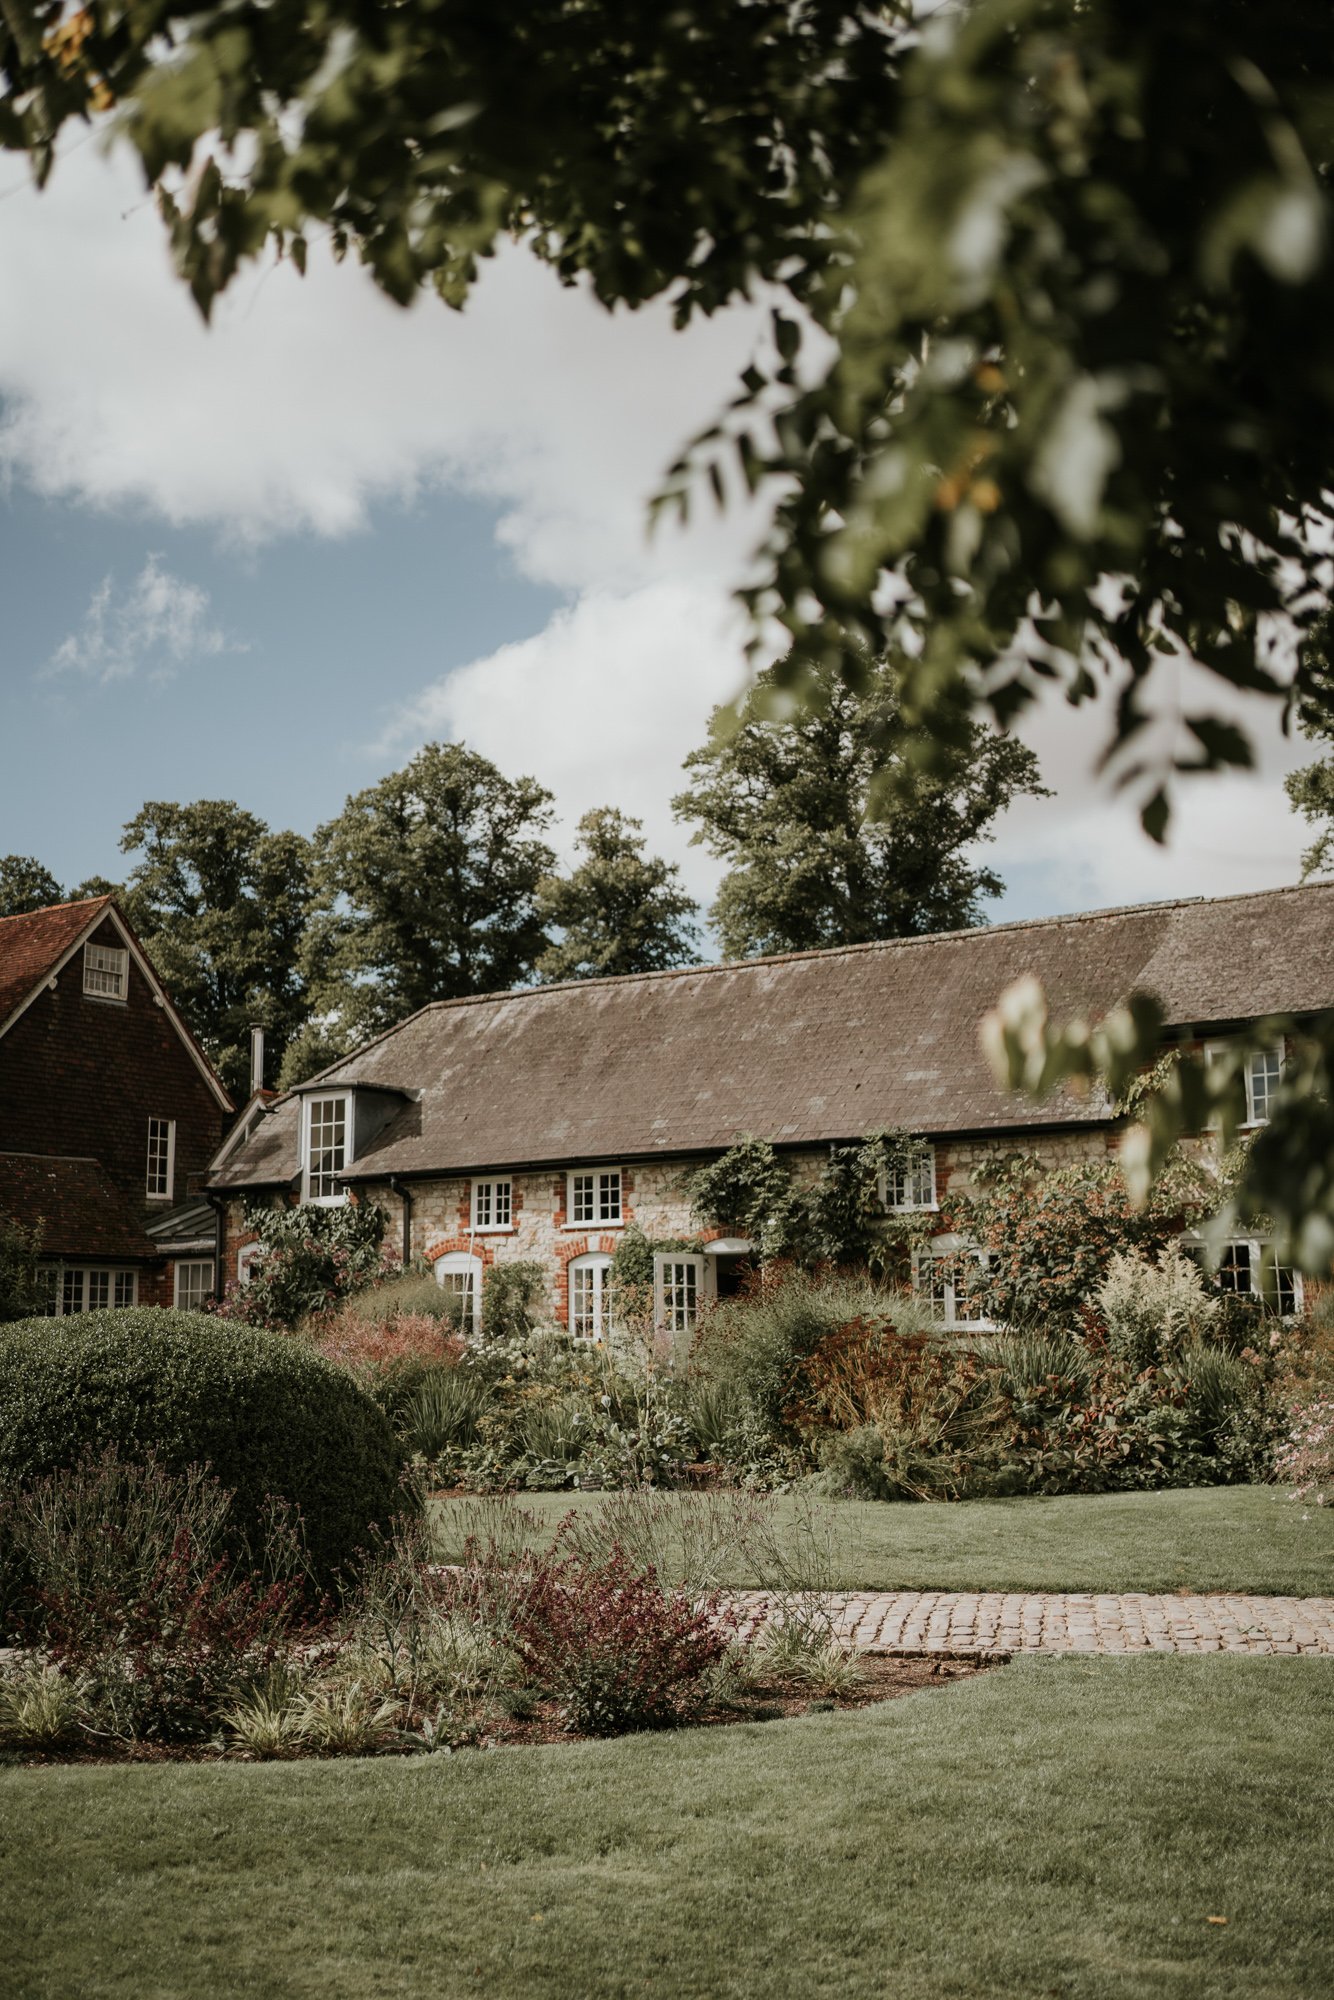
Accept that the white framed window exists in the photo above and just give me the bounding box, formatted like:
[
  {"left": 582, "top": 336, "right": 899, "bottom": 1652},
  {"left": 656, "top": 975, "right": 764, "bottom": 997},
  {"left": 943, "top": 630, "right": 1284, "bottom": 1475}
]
[
  {"left": 1243, "top": 1043, "right": 1284, "bottom": 1126},
  {"left": 882, "top": 1143, "right": 937, "bottom": 1212},
  {"left": 146, "top": 1117, "right": 176, "bottom": 1201},
  {"left": 567, "top": 1168, "right": 622, "bottom": 1227},
  {"left": 653, "top": 1252, "right": 707, "bottom": 1340},
  {"left": 174, "top": 1259, "right": 215, "bottom": 1310},
  {"left": 916, "top": 1236, "right": 993, "bottom": 1330},
  {"left": 82, "top": 941, "right": 128, "bottom": 1001},
  {"left": 434, "top": 1251, "right": 483, "bottom": 1336},
  {"left": 40, "top": 1266, "right": 137, "bottom": 1315},
  {"left": 471, "top": 1177, "right": 513, "bottom": 1231},
  {"left": 237, "top": 1240, "right": 264, "bottom": 1286},
  {"left": 303, "top": 1093, "right": 350, "bottom": 1203},
  {"left": 1187, "top": 1235, "right": 1302, "bottom": 1316},
  {"left": 569, "top": 1253, "right": 614, "bottom": 1342}
]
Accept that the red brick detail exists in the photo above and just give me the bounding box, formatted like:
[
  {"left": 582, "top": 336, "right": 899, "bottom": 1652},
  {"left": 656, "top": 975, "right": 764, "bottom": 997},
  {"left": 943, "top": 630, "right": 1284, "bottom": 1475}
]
[
  {"left": 698, "top": 1225, "right": 727, "bottom": 1245},
  {"left": 424, "top": 1234, "right": 496, "bottom": 1267}
]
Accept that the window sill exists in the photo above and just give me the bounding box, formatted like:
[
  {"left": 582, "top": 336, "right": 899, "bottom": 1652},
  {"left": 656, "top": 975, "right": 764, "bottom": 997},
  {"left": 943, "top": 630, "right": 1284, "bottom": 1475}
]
[
  {"left": 883, "top": 1203, "right": 939, "bottom": 1217},
  {"left": 562, "top": 1221, "right": 625, "bottom": 1233},
  {"left": 470, "top": 1224, "right": 518, "bottom": 1235}
]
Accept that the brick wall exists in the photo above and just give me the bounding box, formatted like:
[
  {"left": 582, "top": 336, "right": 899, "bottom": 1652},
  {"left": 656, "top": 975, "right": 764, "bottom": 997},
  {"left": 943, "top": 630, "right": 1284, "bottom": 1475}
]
[{"left": 0, "top": 915, "right": 228, "bottom": 1208}]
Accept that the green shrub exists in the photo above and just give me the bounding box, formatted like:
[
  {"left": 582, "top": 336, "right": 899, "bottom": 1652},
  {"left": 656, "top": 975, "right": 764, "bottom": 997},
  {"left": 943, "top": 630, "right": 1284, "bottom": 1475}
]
[
  {"left": 217, "top": 1201, "right": 390, "bottom": 1330},
  {"left": 399, "top": 1368, "right": 492, "bottom": 1459},
  {"left": 482, "top": 1261, "right": 548, "bottom": 1342},
  {"left": 959, "top": 1153, "right": 1214, "bottom": 1330},
  {"left": 1098, "top": 1246, "right": 1219, "bottom": 1369},
  {"left": 0, "top": 1309, "right": 408, "bottom": 1587},
  {"left": 335, "top": 1273, "right": 463, "bottom": 1327},
  {"left": 691, "top": 1269, "right": 926, "bottom": 1446},
  {"left": 0, "top": 1212, "right": 44, "bottom": 1324},
  {"left": 973, "top": 1332, "right": 1094, "bottom": 1405}
]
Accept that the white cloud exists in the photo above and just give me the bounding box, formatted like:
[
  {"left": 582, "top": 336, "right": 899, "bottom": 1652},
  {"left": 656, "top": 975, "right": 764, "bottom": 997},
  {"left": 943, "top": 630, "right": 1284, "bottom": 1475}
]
[
  {"left": 45, "top": 554, "right": 238, "bottom": 684},
  {"left": 0, "top": 140, "right": 771, "bottom": 593},
  {"left": 0, "top": 137, "right": 1314, "bottom": 925},
  {"left": 382, "top": 579, "right": 748, "bottom": 904}
]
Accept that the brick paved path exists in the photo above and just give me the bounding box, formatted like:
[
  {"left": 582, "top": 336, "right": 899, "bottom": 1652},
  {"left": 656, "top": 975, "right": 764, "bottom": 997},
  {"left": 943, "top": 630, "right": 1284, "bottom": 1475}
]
[{"left": 745, "top": 1591, "right": 1334, "bottom": 1657}]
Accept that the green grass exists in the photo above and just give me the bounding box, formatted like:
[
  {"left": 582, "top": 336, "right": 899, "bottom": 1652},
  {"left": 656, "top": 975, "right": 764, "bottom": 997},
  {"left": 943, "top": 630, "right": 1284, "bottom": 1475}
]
[
  {"left": 3, "top": 1658, "right": 1330, "bottom": 1998},
  {"left": 433, "top": 1484, "right": 1334, "bottom": 1597}
]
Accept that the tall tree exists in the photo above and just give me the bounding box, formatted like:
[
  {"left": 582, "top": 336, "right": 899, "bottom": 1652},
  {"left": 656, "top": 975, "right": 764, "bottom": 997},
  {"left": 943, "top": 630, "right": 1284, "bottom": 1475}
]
[
  {"left": 536, "top": 809, "right": 699, "bottom": 982},
  {"left": 673, "top": 660, "right": 1046, "bottom": 959},
  {"left": 5, "top": 1, "right": 1333, "bottom": 811},
  {"left": 0, "top": 856, "right": 63, "bottom": 917},
  {"left": 300, "top": 743, "right": 555, "bottom": 1059},
  {"left": 1285, "top": 618, "right": 1334, "bottom": 880},
  {"left": 119, "top": 801, "right": 314, "bottom": 1098}
]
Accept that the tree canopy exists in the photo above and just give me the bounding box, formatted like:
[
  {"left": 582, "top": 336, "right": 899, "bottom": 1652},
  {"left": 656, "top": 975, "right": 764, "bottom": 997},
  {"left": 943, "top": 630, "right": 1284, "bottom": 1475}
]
[
  {"left": 674, "top": 657, "right": 1045, "bottom": 958},
  {"left": 0, "top": 855, "right": 64, "bottom": 918},
  {"left": 1285, "top": 618, "right": 1334, "bottom": 882},
  {"left": 3, "top": 0, "right": 1331, "bottom": 818},
  {"left": 118, "top": 800, "right": 314, "bottom": 1097},
  {"left": 536, "top": 808, "right": 699, "bottom": 982},
  {"left": 298, "top": 742, "right": 556, "bottom": 1064}
]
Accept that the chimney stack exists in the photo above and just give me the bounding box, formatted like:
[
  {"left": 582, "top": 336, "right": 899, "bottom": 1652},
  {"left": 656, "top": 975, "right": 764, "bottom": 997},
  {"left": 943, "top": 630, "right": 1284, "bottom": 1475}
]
[{"left": 250, "top": 1024, "right": 265, "bottom": 1099}]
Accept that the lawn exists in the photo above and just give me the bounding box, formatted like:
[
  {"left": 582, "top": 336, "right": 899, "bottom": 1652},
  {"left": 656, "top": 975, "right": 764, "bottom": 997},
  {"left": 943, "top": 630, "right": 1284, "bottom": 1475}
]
[
  {"left": 3, "top": 1657, "right": 1330, "bottom": 2000},
  {"left": 433, "top": 1483, "right": 1334, "bottom": 1597}
]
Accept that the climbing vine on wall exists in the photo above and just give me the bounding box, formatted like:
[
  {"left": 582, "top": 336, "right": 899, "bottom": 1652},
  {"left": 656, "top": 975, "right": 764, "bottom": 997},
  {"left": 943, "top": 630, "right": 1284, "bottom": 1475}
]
[{"left": 685, "top": 1132, "right": 936, "bottom": 1273}]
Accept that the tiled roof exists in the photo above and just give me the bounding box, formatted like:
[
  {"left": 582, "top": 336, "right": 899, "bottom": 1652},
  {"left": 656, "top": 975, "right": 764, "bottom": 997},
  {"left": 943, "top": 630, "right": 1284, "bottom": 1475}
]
[
  {"left": 209, "top": 882, "right": 1334, "bottom": 1190},
  {"left": 0, "top": 897, "right": 112, "bottom": 1028},
  {"left": 0, "top": 1152, "right": 158, "bottom": 1260}
]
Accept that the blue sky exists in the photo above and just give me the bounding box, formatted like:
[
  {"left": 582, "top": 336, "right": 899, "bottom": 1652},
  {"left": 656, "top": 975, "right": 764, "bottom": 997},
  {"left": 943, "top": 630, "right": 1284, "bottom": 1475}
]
[
  {"left": 0, "top": 135, "right": 1315, "bottom": 928},
  {"left": 1, "top": 483, "right": 558, "bottom": 890}
]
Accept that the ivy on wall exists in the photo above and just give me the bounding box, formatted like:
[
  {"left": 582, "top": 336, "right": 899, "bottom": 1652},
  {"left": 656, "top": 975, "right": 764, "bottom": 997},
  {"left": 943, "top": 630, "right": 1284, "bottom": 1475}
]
[{"left": 684, "top": 1132, "right": 937, "bottom": 1274}]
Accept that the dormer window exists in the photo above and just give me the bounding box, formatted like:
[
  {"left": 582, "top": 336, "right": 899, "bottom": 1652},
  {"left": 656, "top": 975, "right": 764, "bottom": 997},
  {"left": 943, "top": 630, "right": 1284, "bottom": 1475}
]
[
  {"left": 304, "top": 1093, "right": 350, "bottom": 1203},
  {"left": 83, "top": 941, "right": 127, "bottom": 1001}
]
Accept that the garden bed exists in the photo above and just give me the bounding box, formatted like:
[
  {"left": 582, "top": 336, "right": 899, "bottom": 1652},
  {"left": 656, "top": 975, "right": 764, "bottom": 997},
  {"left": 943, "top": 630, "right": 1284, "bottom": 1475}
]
[{"left": 3, "top": 1652, "right": 994, "bottom": 1768}]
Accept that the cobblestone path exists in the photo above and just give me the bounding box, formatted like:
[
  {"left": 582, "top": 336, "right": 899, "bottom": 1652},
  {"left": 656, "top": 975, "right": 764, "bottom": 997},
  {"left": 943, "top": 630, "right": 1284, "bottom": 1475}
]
[{"left": 745, "top": 1591, "right": 1334, "bottom": 1657}]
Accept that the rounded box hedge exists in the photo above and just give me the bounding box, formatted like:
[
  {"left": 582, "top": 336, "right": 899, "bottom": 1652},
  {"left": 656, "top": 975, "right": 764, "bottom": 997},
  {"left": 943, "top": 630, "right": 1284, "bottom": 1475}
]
[{"left": 0, "top": 1309, "right": 409, "bottom": 1582}]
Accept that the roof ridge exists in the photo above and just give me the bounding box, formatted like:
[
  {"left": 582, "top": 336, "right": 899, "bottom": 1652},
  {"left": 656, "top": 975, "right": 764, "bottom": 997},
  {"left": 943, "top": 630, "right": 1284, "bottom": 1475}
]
[
  {"left": 0, "top": 894, "right": 112, "bottom": 927},
  {"left": 402, "top": 879, "right": 1329, "bottom": 1015},
  {"left": 278, "top": 879, "right": 1330, "bottom": 1094}
]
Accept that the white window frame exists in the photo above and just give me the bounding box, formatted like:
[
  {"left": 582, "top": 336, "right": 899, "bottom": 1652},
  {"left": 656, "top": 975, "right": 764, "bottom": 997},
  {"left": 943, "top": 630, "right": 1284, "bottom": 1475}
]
[
  {"left": 434, "top": 1251, "right": 484, "bottom": 1336},
  {"left": 880, "top": 1142, "right": 937, "bottom": 1213},
  {"left": 653, "top": 1252, "right": 709, "bottom": 1341},
  {"left": 173, "top": 1259, "right": 215, "bottom": 1310},
  {"left": 471, "top": 1177, "right": 514, "bottom": 1232},
  {"left": 82, "top": 941, "right": 128, "bottom": 1002},
  {"left": 1242, "top": 1042, "right": 1284, "bottom": 1128},
  {"left": 568, "top": 1252, "right": 614, "bottom": 1343},
  {"left": 1183, "top": 1232, "right": 1303, "bottom": 1317},
  {"left": 302, "top": 1091, "right": 352, "bottom": 1205},
  {"left": 37, "top": 1265, "right": 138, "bottom": 1315},
  {"left": 916, "top": 1235, "right": 994, "bottom": 1331},
  {"left": 566, "top": 1167, "right": 623, "bottom": 1229},
  {"left": 237, "top": 1240, "right": 264, "bottom": 1286},
  {"left": 146, "top": 1116, "right": 176, "bottom": 1202}
]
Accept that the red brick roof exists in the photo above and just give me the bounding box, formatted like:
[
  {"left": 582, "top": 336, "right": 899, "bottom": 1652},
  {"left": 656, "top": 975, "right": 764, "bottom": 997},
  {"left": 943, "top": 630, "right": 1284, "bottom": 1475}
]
[
  {"left": 210, "top": 881, "right": 1334, "bottom": 1189},
  {"left": 0, "top": 1152, "right": 158, "bottom": 1260},
  {"left": 0, "top": 897, "right": 113, "bottom": 1028}
]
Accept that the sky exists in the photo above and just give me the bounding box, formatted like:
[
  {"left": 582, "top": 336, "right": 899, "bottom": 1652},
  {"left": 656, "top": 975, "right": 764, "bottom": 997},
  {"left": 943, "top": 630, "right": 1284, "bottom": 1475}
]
[{"left": 0, "top": 133, "right": 1318, "bottom": 933}]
